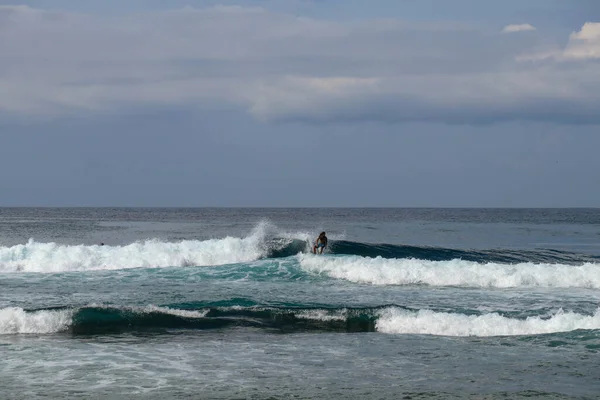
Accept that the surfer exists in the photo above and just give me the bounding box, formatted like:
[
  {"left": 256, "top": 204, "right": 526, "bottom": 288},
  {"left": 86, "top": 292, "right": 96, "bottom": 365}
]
[{"left": 313, "top": 232, "right": 328, "bottom": 254}]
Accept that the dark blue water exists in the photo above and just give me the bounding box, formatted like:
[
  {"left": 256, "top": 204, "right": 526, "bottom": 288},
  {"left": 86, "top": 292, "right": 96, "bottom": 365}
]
[{"left": 1, "top": 208, "right": 600, "bottom": 399}]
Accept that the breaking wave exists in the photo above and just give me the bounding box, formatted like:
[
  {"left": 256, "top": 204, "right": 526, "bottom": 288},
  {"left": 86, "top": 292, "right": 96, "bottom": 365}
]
[
  {"left": 2, "top": 303, "right": 598, "bottom": 337},
  {"left": 298, "top": 254, "right": 600, "bottom": 288},
  {"left": 376, "top": 307, "right": 600, "bottom": 337},
  {"left": 0, "top": 222, "right": 310, "bottom": 273},
  {"left": 0, "top": 221, "right": 597, "bottom": 275}
]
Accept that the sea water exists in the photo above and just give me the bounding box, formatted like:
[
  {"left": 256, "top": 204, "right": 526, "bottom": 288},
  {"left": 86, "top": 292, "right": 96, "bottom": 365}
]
[{"left": 0, "top": 208, "right": 599, "bottom": 399}]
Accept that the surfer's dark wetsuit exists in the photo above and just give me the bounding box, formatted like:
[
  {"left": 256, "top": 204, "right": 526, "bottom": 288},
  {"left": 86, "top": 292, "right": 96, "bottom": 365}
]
[{"left": 313, "top": 232, "right": 328, "bottom": 254}]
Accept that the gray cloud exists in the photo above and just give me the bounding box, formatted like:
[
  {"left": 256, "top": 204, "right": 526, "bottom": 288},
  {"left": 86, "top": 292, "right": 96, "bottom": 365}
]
[{"left": 0, "top": 5, "right": 599, "bottom": 125}]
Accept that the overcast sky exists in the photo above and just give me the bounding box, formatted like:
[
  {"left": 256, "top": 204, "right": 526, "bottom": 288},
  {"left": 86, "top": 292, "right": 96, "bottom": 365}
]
[{"left": 1, "top": 0, "right": 599, "bottom": 207}]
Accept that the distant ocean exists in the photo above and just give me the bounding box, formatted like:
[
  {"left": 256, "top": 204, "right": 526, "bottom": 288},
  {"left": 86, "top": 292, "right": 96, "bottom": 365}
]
[{"left": 1, "top": 208, "right": 599, "bottom": 399}]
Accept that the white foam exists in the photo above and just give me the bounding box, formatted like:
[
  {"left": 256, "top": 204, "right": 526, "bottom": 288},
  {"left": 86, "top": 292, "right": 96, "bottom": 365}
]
[
  {"left": 85, "top": 303, "right": 210, "bottom": 318},
  {"left": 376, "top": 307, "right": 600, "bottom": 337},
  {"left": 295, "top": 309, "right": 347, "bottom": 321},
  {"left": 298, "top": 254, "right": 600, "bottom": 288},
  {"left": 0, "top": 224, "right": 270, "bottom": 273},
  {"left": 140, "top": 305, "right": 208, "bottom": 318},
  {"left": 0, "top": 307, "right": 73, "bottom": 334}
]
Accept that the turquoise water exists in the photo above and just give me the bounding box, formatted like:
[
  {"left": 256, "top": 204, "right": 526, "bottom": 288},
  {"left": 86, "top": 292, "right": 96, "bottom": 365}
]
[{"left": 1, "top": 208, "right": 600, "bottom": 399}]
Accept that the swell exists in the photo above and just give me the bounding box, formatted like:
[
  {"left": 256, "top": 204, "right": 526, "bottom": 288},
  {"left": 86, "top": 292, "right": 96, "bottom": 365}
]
[
  {"left": 70, "top": 306, "right": 377, "bottom": 334},
  {"left": 2, "top": 302, "right": 599, "bottom": 337},
  {"left": 272, "top": 239, "right": 599, "bottom": 265}
]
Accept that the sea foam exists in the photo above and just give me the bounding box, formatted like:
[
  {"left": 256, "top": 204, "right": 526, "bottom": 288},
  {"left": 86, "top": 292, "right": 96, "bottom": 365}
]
[
  {"left": 376, "top": 307, "right": 600, "bottom": 336},
  {"left": 298, "top": 254, "right": 600, "bottom": 288},
  {"left": 0, "top": 224, "right": 272, "bottom": 273},
  {"left": 0, "top": 307, "right": 73, "bottom": 334}
]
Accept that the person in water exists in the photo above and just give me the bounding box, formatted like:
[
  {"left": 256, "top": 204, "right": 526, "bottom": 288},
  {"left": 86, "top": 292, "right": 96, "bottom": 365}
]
[{"left": 313, "top": 232, "right": 328, "bottom": 254}]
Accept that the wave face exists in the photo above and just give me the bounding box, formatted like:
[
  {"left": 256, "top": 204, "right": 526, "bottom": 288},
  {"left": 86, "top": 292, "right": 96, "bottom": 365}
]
[
  {"left": 298, "top": 254, "right": 600, "bottom": 288},
  {"left": 288, "top": 240, "right": 597, "bottom": 264},
  {"left": 2, "top": 304, "right": 599, "bottom": 337}
]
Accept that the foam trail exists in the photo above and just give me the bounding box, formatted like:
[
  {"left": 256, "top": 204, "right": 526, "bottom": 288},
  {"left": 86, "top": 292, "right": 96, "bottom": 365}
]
[
  {"left": 298, "top": 254, "right": 600, "bottom": 288},
  {"left": 141, "top": 305, "right": 209, "bottom": 319},
  {"left": 0, "top": 223, "right": 271, "bottom": 273},
  {"left": 88, "top": 304, "right": 209, "bottom": 319},
  {"left": 376, "top": 307, "right": 600, "bottom": 337},
  {"left": 0, "top": 307, "right": 73, "bottom": 334},
  {"left": 295, "top": 309, "right": 348, "bottom": 322}
]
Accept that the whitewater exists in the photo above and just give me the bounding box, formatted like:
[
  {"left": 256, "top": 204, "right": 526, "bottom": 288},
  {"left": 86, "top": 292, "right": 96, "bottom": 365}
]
[
  {"left": 1, "top": 208, "right": 599, "bottom": 398},
  {"left": 2, "top": 235, "right": 599, "bottom": 289}
]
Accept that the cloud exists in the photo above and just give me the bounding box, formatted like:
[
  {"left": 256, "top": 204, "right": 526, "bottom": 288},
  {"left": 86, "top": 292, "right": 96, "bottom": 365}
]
[
  {"left": 517, "top": 22, "right": 600, "bottom": 62},
  {"left": 0, "top": 5, "right": 599, "bottom": 125},
  {"left": 247, "top": 69, "right": 600, "bottom": 124},
  {"left": 563, "top": 22, "right": 600, "bottom": 60},
  {"left": 502, "top": 23, "right": 536, "bottom": 33}
]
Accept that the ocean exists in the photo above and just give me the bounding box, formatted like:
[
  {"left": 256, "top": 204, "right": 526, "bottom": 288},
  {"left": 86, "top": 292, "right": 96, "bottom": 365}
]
[{"left": 1, "top": 208, "right": 599, "bottom": 399}]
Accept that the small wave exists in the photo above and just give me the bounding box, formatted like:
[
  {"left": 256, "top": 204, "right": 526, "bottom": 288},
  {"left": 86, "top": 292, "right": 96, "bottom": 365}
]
[
  {"left": 298, "top": 254, "right": 600, "bottom": 288},
  {"left": 0, "top": 305, "right": 210, "bottom": 335},
  {"left": 0, "top": 304, "right": 375, "bottom": 335},
  {"left": 376, "top": 307, "right": 600, "bottom": 337},
  {"left": 2, "top": 304, "right": 599, "bottom": 337}
]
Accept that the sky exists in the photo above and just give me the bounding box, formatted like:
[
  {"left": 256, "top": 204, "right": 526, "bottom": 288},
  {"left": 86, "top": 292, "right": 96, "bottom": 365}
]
[{"left": 0, "top": 0, "right": 599, "bottom": 207}]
